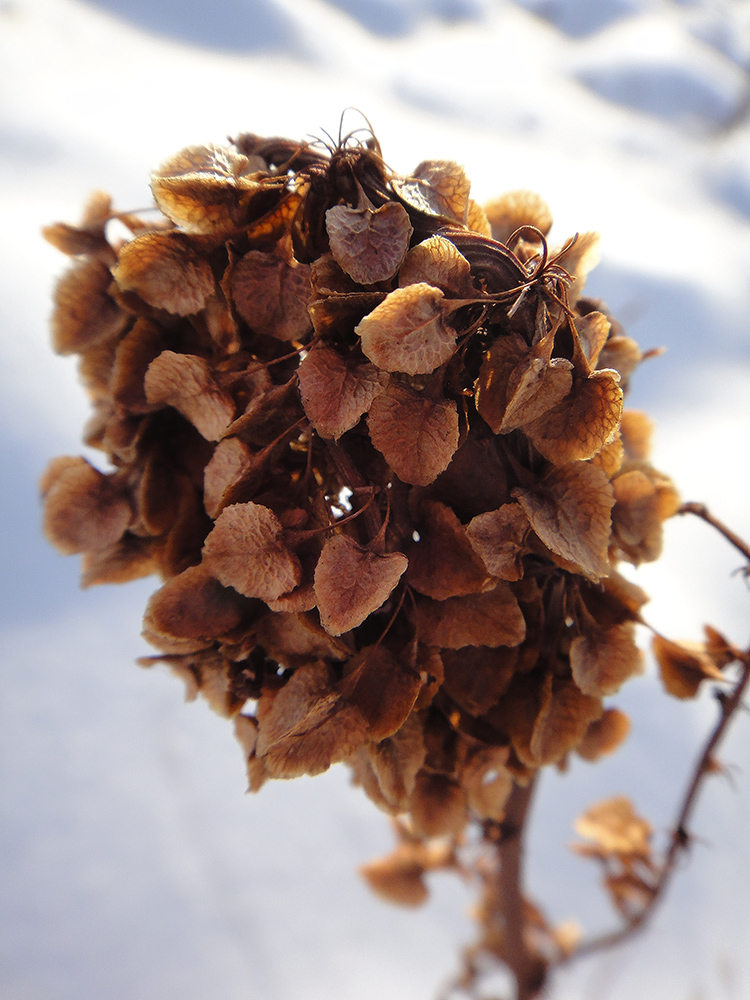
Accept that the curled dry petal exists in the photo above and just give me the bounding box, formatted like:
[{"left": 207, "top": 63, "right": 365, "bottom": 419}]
[
  {"left": 652, "top": 634, "right": 726, "bottom": 699},
  {"left": 356, "top": 283, "right": 457, "bottom": 376},
  {"left": 109, "top": 318, "right": 164, "bottom": 414},
  {"left": 515, "top": 462, "right": 615, "bottom": 581},
  {"left": 620, "top": 410, "right": 654, "bottom": 462},
  {"left": 41, "top": 456, "right": 131, "bottom": 555},
  {"left": 368, "top": 383, "right": 459, "bottom": 486},
  {"left": 359, "top": 847, "right": 430, "bottom": 907},
  {"left": 575, "top": 311, "right": 610, "bottom": 369},
  {"left": 360, "top": 713, "right": 427, "bottom": 811},
  {"left": 314, "top": 533, "right": 407, "bottom": 636},
  {"left": 570, "top": 622, "right": 645, "bottom": 697},
  {"left": 203, "top": 437, "right": 255, "bottom": 518},
  {"left": 413, "top": 583, "right": 526, "bottom": 649},
  {"left": 151, "top": 143, "right": 266, "bottom": 234},
  {"left": 145, "top": 350, "right": 235, "bottom": 440},
  {"left": 229, "top": 247, "right": 312, "bottom": 341},
  {"left": 202, "top": 502, "right": 301, "bottom": 602},
  {"left": 553, "top": 231, "right": 600, "bottom": 303},
  {"left": 51, "top": 258, "right": 126, "bottom": 355},
  {"left": 326, "top": 200, "right": 413, "bottom": 284},
  {"left": 297, "top": 346, "right": 386, "bottom": 440},
  {"left": 611, "top": 467, "right": 681, "bottom": 564},
  {"left": 524, "top": 369, "right": 623, "bottom": 465},
  {"left": 112, "top": 232, "right": 215, "bottom": 315},
  {"left": 341, "top": 645, "right": 422, "bottom": 741},
  {"left": 466, "top": 503, "right": 529, "bottom": 581}
]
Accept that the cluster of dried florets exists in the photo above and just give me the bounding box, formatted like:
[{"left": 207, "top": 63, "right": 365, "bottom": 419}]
[{"left": 42, "top": 126, "right": 682, "bottom": 849}]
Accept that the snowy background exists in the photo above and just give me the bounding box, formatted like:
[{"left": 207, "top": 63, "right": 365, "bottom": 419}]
[{"left": 2, "top": 0, "right": 750, "bottom": 998}]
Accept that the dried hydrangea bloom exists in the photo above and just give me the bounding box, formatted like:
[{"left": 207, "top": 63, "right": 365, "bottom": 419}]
[{"left": 43, "top": 124, "right": 681, "bottom": 854}]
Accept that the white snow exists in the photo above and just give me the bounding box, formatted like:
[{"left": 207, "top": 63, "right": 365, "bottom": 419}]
[{"left": 1, "top": 0, "right": 750, "bottom": 998}]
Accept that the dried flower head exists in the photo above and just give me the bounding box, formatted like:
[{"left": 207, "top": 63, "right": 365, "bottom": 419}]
[{"left": 43, "top": 121, "right": 682, "bottom": 873}]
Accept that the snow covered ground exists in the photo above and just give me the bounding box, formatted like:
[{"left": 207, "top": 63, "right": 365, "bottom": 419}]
[{"left": 1, "top": 0, "right": 750, "bottom": 998}]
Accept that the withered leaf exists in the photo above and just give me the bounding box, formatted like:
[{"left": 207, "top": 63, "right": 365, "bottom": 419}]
[
  {"left": 151, "top": 143, "right": 266, "bottom": 234},
  {"left": 441, "top": 645, "right": 518, "bottom": 716},
  {"left": 113, "top": 232, "right": 215, "bottom": 315},
  {"left": 202, "top": 502, "right": 301, "bottom": 602},
  {"left": 203, "top": 437, "right": 255, "bottom": 518},
  {"left": 51, "top": 257, "right": 126, "bottom": 355},
  {"left": 365, "top": 713, "right": 427, "bottom": 809},
  {"left": 359, "top": 847, "right": 429, "bottom": 907},
  {"left": 297, "top": 346, "right": 386, "bottom": 440},
  {"left": 229, "top": 246, "right": 312, "bottom": 341},
  {"left": 406, "top": 499, "right": 492, "bottom": 599},
  {"left": 326, "top": 200, "right": 412, "bottom": 284},
  {"left": 41, "top": 456, "right": 131, "bottom": 555},
  {"left": 524, "top": 369, "right": 623, "bottom": 465},
  {"left": 529, "top": 677, "right": 602, "bottom": 765},
  {"left": 574, "top": 796, "right": 652, "bottom": 858},
  {"left": 314, "top": 534, "right": 407, "bottom": 636},
  {"left": 368, "top": 382, "right": 459, "bottom": 486},
  {"left": 253, "top": 610, "right": 349, "bottom": 666},
  {"left": 515, "top": 462, "right": 614, "bottom": 581},
  {"left": 620, "top": 410, "right": 654, "bottom": 462},
  {"left": 109, "top": 318, "right": 164, "bottom": 415},
  {"left": 413, "top": 583, "right": 526, "bottom": 649},
  {"left": 652, "top": 634, "right": 726, "bottom": 699},
  {"left": 466, "top": 503, "right": 529, "bottom": 581},
  {"left": 256, "top": 661, "right": 368, "bottom": 778},
  {"left": 570, "top": 622, "right": 644, "bottom": 697},
  {"left": 356, "top": 283, "right": 457, "bottom": 376},
  {"left": 577, "top": 708, "right": 631, "bottom": 762},
  {"left": 398, "top": 236, "right": 475, "bottom": 297},
  {"left": 144, "top": 351, "right": 235, "bottom": 440}
]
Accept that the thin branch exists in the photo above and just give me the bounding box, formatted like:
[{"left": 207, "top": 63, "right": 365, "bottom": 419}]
[{"left": 677, "top": 502, "right": 750, "bottom": 565}]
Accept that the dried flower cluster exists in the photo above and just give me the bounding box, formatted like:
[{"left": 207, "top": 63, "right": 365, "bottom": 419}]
[{"left": 42, "top": 125, "right": 685, "bottom": 867}]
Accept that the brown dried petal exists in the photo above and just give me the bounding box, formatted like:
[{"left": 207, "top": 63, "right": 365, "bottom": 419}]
[
  {"left": 297, "top": 346, "right": 386, "bottom": 440},
  {"left": 465, "top": 503, "right": 529, "bottom": 582},
  {"left": 256, "top": 661, "right": 367, "bottom": 778},
  {"left": 359, "top": 848, "right": 430, "bottom": 907},
  {"left": 144, "top": 351, "right": 235, "bottom": 440},
  {"left": 574, "top": 796, "right": 652, "bottom": 858},
  {"left": 620, "top": 410, "right": 654, "bottom": 462},
  {"left": 314, "top": 534, "right": 407, "bottom": 636},
  {"left": 529, "top": 677, "right": 602, "bottom": 765},
  {"left": 398, "top": 236, "right": 475, "bottom": 296},
  {"left": 113, "top": 232, "right": 215, "bottom": 315},
  {"left": 500, "top": 354, "right": 574, "bottom": 434},
  {"left": 515, "top": 462, "right": 614, "bottom": 581},
  {"left": 524, "top": 370, "right": 623, "bottom": 465},
  {"left": 575, "top": 311, "right": 610, "bottom": 369},
  {"left": 598, "top": 336, "right": 642, "bottom": 382},
  {"left": 151, "top": 143, "right": 266, "bottom": 234},
  {"left": 230, "top": 248, "right": 312, "bottom": 341},
  {"left": 368, "top": 383, "right": 459, "bottom": 486},
  {"left": 652, "top": 634, "right": 726, "bottom": 699},
  {"left": 356, "top": 283, "right": 457, "bottom": 376},
  {"left": 326, "top": 200, "right": 412, "bottom": 284},
  {"left": 51, "top": 257, "right": 126, "bottom": 355},
  {"left": 611, "top": 467, "right": 681, "bottom": 564},
  {"left": 394, "top": 160, "right": 471, "bottom": 223},
  {"left": 441, "top": 645, "right": 518, "bottom": 716},
  {"left": 202, "top": 502, "right": 301, "bottom": 602},
  {"left": 484, "top": 190, "right": 553, "bottom": 244},
  {"left": 553, "top": 231, "right": 600, "bottom": 304},
  {"left": 203, "top": 437, "right": 255, "bottom": 518},
  {"left": 413, "top": 583, "right": 526, "bottom": 649},
  {"left": 406, "top": 500, "right": 493, "bottom": 599},
  {"left": 143, "top": 564, "right": 250, "bottom": 646},
  {"left": 109, "top": 318, "right": 164, "bottom": 414},
  {"left": 341, "top": 645, "right": 422, "bottom": 742},
  {"left": 409, "top": 770, "right": 467, "bottom": 838},
  {"left": 570, "top": 622, "right": 645, "bottom": 697},
  {"left": 577, "top": 708, "right": 631, "bottom": 762},
  {"left": 41, "top": 456, "right": 131, "bottom": 555}
]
